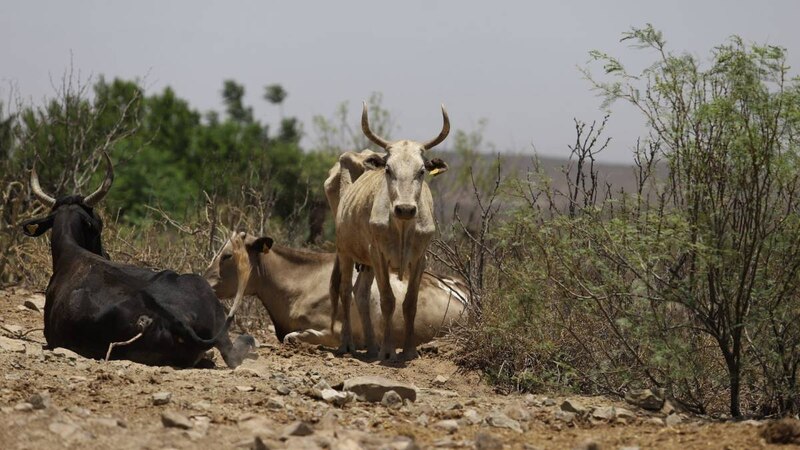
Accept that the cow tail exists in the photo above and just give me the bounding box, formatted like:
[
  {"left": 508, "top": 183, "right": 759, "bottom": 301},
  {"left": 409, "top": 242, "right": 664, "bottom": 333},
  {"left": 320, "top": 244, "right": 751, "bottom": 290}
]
[
  {"left": 330, "top": 256, "right": 341, "bottom": 333},
  {"left": 143, "top": 294, "right": 228, "bottom": 347}
]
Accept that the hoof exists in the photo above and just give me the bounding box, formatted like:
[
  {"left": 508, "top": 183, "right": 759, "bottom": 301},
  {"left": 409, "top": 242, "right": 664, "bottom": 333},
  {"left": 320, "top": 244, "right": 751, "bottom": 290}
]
[
  {"left": 402, "top": 347, "right": 419, "bottom": 361},
  {"left": 364, "top": 345, "right": 380, "bottom": 359},
  {"left": 335, "top": 342, "right": 356, "bottom": 356},
  {"left": 379, "top": 347, "right": 398, "bottom": 362}
]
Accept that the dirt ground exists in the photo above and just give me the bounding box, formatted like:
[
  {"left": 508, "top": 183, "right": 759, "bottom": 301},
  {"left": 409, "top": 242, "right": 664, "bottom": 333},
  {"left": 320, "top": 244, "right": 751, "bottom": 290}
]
[{"left": 0, "top": 286, "right": 790, "bottom": 450}]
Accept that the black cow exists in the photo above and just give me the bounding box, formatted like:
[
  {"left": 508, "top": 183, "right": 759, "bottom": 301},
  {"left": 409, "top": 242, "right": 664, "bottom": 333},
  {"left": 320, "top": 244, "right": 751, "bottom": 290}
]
[{"left": 20, "top": 153, "right": 254, "bottom": 368}]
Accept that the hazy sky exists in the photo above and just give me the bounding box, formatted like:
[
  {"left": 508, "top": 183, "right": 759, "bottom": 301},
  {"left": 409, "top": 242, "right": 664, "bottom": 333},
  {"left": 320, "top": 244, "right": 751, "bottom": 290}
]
[{"left": 2, "top": 1, "right": 799, "bottom": 162}]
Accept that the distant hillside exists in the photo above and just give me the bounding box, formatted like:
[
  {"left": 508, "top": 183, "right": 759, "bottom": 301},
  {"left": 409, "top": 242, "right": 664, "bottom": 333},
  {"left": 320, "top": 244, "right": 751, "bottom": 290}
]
[{"left": 429, "top": 152, "right": 647, "bottom": 228}]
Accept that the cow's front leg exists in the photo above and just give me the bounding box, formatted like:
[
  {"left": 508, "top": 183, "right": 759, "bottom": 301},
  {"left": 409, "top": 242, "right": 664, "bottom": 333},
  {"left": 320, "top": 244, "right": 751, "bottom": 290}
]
[
  {"left": 354, "top": 268, "right": 379, "bottom": 357},
  {"left": 335, "top": 255, "right": 357, "bottom": 355},
  {"left": 371, "top": 249, "right": 397, "bottom": 361},
  {"left": 401, "top": 256, "right": 425, "bottom": 361}
]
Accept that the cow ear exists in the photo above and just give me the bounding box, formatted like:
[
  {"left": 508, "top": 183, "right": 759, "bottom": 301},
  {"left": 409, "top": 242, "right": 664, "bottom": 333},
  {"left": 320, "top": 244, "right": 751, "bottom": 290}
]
[
  {"left": 364, "top": 154, "right": 386, "bottom": 170},
  {"left": 20, "top": 215, "right": 54, "bottom": 237},
  {"left": 251, "top": 237, "right": 274, "bottom": 254},
  {"left": 425, "top": 158, "right": 449, "bottom": 177}
]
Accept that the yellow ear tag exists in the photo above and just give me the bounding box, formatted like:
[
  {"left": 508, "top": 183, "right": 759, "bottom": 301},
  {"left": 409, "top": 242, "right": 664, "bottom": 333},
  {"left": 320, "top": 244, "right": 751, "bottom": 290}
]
[
  {"left": 26, "top": 223, "right": 38, "bottom": 234},
  {"left": 429, "top": 168, "right": 444, "bottom": 177}
]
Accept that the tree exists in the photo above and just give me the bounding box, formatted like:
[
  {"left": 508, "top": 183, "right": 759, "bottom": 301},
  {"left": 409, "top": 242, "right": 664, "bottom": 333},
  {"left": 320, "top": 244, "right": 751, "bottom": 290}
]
[
  {"left": 264, "top": 84, "right": 287, "bottom": 118},
  {"left": 586, "top": 25, "right": 800, "bottom": 416}
]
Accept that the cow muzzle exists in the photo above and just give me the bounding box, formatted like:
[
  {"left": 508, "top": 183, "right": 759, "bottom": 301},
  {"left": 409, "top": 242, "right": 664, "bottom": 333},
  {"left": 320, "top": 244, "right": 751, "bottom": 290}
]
[{"left": 393, "top": 204, "right": 417, "bottom": 220}]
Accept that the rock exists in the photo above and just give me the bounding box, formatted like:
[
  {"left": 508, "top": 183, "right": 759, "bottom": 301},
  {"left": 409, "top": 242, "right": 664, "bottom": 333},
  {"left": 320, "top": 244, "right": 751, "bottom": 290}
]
[
  {"left": 433, "top": 375, "right": 449, "bottom": 385},
  {"left": 434, "top": 419, "right": 459, "bottom": 433},
  {"left": 52, "top": 347, "right": 81, "bottom": 360},
  {"left": 762, "top": 418, "right": 800, "bottom": 444},
  {"left": 624, "top": 389, "right": 664, "bottom": 411},
  {"left": 340, "top": 376, "right": 417, "bottom": 403},
  {"left": 88, "top": 417, "right": 122, "bottom": 428},
  {"left": 464, "top": 409, "right": 483, "bottom": 425},
  {"left": 619, "top": 447, "right": 641, "bottom": 450},
  {"left": 23, "top": 294, "right": 45, "bottom": 312},
  {"left": 573, "top": 440, "right": 601, "bottom": 450},
  {"left": 254, "top": 435, "right": 283, "bottom": 450},
  {"left": 68, "top": 406, "right": 91, "bottom": 418},
  {"left": 485, "top": 411, "right": 523, "bottom": 433},
  {"left": 615, "top": 407, "right": 636, "bottom": 420},
  {"left": 49, "top": 421, "right": 92, "bottom": 442},
  {"left": 13, "top": 402, "right": 33, "bottom": 412},
  {"left": 276, "top": 385, "right": 291, "bottom": 395},
  {"left": 266, "top": 397, "right": 285, "bottom": 410},
  {"left": 1, "top": 324, "right": 23, "bottom": 334},
  {"left": 313, "top": 379, "right": 332, "bottom": 391},
  {"left": 161, "top": 411, "right": 193, "bottom": 429},
  {"left": 554, "top": 410, "right": 576, "bottom": 423},
  {"left": 474, "top": 432, "right": 504, "bottom": 450},
  {"left": 543, "top": 397, "right": 556, "bottom": 406},
  {"left": 152, "top": 391, "right": 172, "bottom": 406},
  {"left": 381, "top": 390, "right": 403, "bottom": 410},
  {"left": 0, "top": 336, "right": 25, "bottom": 353},
  {"left": 415, "top": 414, "right": 430, "bottom": 427},
  {"left": 560, "top": 399, "right": 587, "bottom": 415},
  {"left": 331, "top": 438, "right": 363, "bottom": 450},
  {"left": 505, "top": 404, "right": 530, "bottom": 421},
  {"left": 29, "top": 391, "right": 51, "bottom": 410},
  {"left": 645, "top": 417, "right": 664, "bottom": 426},
  {"left": 236, "top": 385, "right": 255, "bottom": 392},
  {"left": 591, "top": 406, "right": 616, "bottom": 420},
  {"left": 284, "top": 436, "right": 323, "bottom": 449},
  {"left": 283, "top": 421, "right": 314, "bottom": 438},
  {"left": 664, "top": 413, "right": 682, "bottom": 427},
  {"left": 321, "top": 389, "right": 354, "bottom": 407}
]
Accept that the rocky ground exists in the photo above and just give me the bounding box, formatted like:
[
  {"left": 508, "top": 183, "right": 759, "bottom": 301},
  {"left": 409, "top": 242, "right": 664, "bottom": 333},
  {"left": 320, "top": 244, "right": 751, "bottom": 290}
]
[{"left": 0, "top": 287, "right": 794, "bottom": 449}]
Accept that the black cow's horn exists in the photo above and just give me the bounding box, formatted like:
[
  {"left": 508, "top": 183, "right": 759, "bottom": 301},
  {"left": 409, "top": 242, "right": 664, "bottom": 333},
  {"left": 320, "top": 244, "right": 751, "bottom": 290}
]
[
  {"left": 361, "top": 102, "right": 390, "bottom": 149},
  {"left": 30, "top": 164, "right": 56, "bottom": 208},
  {"left": 422, "top": 104, "right": 450, "bottom": 150},
  {"left": 84, "top": 152, "right": 114, "bottom": 207}
]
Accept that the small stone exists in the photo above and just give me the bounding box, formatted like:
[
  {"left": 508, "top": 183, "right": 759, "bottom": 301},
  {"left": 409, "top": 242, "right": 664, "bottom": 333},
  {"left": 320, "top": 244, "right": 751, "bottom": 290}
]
[
  {"left": 574, "top": 439, "right": 601, "bottom": 450},
  {"left": 474, "top": 432, "right": 504, "bottom": 450},
  {"left": 14, "top": 402, "right": 33, "bottom": 412},
  {"left": 266, "top": 397, "right": 285, "bottom": 410},
  {"left": 505, "top": 404, "right": 530, "bottom": 421},
  {"left": 591, "top": 406, "right": 616, "bottom": 420},
  {"left": 542, "top": 397, "right": 556, "bottom": 406},
  {"left": 381, "top": 390, "right": 403, "bottom": 410},
  {"left": 236, "top": 385, "right": 255, "bottom": 392},
  {"left": 554, "top": 410, "right": 576, "bottom": 423},
  {"left": 485, "top": 411, "right": 522, "bottom": 433},
  {"left": 340, "top": 376, "right": 417, "bottom": 403},
  {"left": 464, "top": 409, "right": 483, "bottom": 425},
  {"left": 52, "top": 347, "right": 81, "bottom": 360},
  {"left": 321, "top": 389, "right": 354, "bottom": 407},
  {"left": 276, "top": 385, "right": 291, "bottom": 395},
  {"left": 0, "top": 336, "right": 26, "bottom": 353},
  {"left": 615, "top": 408, "right": 636, "bottom": 419},
  {"left": 67, "top": 406, "right": 91, "bottom": 418},
  {"left": 29, "top": 391, "right": 51, "bottom": 410},
  {"left": 646, "top": 417, "right": 664, "bottom": 426},
  {"left": 664, "top": 413, "right": 682, "bottom": 427},
  {"left": 433, "top": 419, "right": 459, "bottom": 433},
  {"left": 152, "top": 391, "right": 172, "bottom": 406},
  {"left": 624, "top": 389, "right": 664, "bottom": 411},
  {"left": 283, "top": 420, "right": 314, "bottom": 437},
  {"left": 161, "top": 411, "right": 193, "bottom": 429},
  {"left": 433, "top": 375, "right": 449, "bottom": 385},
  {"left": 88, "top": 417, "right": 121, "bottom": 428},
  {"left": 49, "top": 421, "right": 92, "bottom": 442},
  {"left": 560, "top": 399, "right": 587, "bottom": 415}
]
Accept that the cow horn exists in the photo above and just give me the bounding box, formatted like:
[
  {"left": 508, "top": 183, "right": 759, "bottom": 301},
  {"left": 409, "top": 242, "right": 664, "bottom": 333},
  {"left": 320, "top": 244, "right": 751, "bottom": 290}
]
[
  {"left": 361, "top": 101, "right": 390, "bottom": 149},
  {"left": 84, "top": 152, "right": 114, "bottom": 207},
  {"left": 422, "top": 104, "right": 450, "bottom": 150},
  {"left": 30, "top": 163, "right": 56, "bottom": 208}
]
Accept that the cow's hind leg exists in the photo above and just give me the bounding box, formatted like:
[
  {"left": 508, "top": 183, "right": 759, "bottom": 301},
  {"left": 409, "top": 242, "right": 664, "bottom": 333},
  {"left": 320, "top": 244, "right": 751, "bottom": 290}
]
[
  {"left": 354, "top": 268, "right": 379, "bottom": 357},
  {"left": 401, "top": 257, "right": 426, "bottom": 361},
  {"left": 335, "top": 255, "right": 357, "bottom": 355}
]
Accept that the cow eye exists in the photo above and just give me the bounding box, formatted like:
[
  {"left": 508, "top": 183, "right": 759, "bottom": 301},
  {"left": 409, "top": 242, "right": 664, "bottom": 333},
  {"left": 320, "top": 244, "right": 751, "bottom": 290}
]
[
  {"left": 221, "top": 254, "right": 232, "bottom": 261},
  {"left": 417, "top": 168, "right": 425, "bottom": 177}
]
